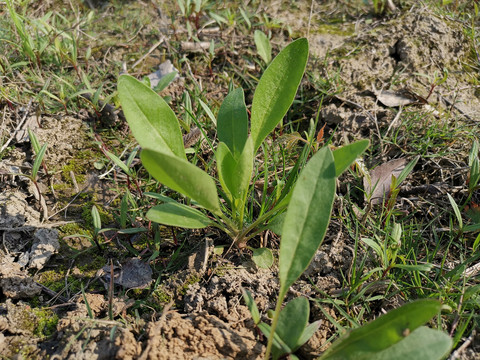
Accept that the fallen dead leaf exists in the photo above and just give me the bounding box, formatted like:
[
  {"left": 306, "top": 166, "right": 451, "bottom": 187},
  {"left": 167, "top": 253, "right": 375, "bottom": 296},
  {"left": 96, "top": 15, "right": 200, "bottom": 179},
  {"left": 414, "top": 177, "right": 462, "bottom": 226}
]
[
  {"left": 374, "top": 88, "right": 426, "bottom": 107},
  {"left": 101, "top": 258, "right": 152, "bottom": 289},
  {"left": 364, "top": 158, "right": 407, "bottom": 205}
]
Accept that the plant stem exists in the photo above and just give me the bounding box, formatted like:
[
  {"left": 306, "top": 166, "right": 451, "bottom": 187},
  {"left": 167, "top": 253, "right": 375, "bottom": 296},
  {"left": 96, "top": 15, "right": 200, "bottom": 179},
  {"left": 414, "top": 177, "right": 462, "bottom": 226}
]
[
  {"left": 235, "top": 204, "right": 288, "bottom": 247},
  {"left": 265, "top": 291, "right": 287, "bottom": 359}
]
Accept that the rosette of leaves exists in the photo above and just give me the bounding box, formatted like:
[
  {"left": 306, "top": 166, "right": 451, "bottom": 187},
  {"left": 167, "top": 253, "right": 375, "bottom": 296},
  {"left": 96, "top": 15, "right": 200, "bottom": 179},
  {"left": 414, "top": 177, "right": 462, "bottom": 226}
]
[{"left": 117, "top": 38, "right": 366, "bottom": 256}]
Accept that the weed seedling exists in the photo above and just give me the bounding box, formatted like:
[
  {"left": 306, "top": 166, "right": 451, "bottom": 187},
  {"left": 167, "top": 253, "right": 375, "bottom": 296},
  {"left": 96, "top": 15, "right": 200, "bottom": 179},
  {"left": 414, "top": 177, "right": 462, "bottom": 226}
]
[{"left": 117, "top": 39, "right": 313, "bottom": 252}]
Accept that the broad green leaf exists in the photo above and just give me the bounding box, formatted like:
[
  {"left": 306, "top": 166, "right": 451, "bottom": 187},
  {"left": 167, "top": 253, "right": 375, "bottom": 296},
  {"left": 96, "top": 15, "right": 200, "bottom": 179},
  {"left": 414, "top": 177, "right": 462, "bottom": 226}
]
[
  {"left": 147, "top": 202, "right": 212, "bottom": 229},
  {"left": 216, "top": 137, "right": 254, "bottom": 200},
  {"left": 217, "top": 88, "right": 248, "bottom": 156},
  {"left": 141, "top": 149, "right": 221, "bottom": 215},
  {"left": 252, "top": 247, "right": 274, "bottom": 269},
  {"left": 332, "top": 140, "right": 369, "bottom": 176},
  {"left": 320, "top": 299, "right": 443, "bottom": 360},
  {"left": 279, "top": 147, "right": 336, "bottom": 298},
  {"left": 369, "top": 327, "right": 452, "bottom": 360},
  {"left": 254, "top": 30, "right": 272, "bottom": 64},
  {"left": 118, "top": 75, "right": 185, "bottom": 159},
  {"left": 251, "top": 38, "right": 309, "bottom": 152},
  {"left": 266, "top": 212, "right": 287, "bottom": 235},
  {"left": 242, "top": 289, "right": 261, "bottom": 325},
  {"left": 274, "top": 297, "right": 310, "bottom": 357},
  {"left": 32, "top": 143, "right": 47, "bottom": 180}
]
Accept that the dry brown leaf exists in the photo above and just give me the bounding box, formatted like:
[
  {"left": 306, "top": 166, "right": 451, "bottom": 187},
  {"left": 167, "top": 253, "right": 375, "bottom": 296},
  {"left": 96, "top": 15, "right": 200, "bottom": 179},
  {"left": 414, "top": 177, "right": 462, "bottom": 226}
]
[
  {"left": 374, "top": 88, "right": 426, "bottom": 107},
  {"left": 181, "top": 41, "right": 210, "bottom": 53},
  {"left": 183, "top": 127, "right": 202, "bottom": 148},
  {"left": 364, "top": 158, "right": 407, "bottom": 205},
  {"left": 102, "top": 258, "right": 152, "bottom": 289}
]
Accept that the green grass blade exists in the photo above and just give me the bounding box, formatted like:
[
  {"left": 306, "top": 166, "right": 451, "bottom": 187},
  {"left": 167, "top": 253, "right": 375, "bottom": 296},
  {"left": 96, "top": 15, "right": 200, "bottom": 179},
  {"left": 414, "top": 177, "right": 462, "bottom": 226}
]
[
  {"left": 198, "top": 98, "right": 217, "bottom": 126},
  {"left": 395, "top": 156, "right": 419, "bottom": 185},
  {"left": 153, "top": 71, "right": 178, "bottom": 92},
  {"left": 91, "top": 205, "right": 102, "bottom": 234},
  {"left": 118, "top": 75, "right": 186, "bottom": 159},
  {"left": 126, "top": 146, "right": 139, "bottom": 168},
  {"left": 5, "top": 0, "right": 35, "bottom": 62},
  {"left": 250, "top": 38, "right": 309, "bottom": 152},
  {"left": 141, "top": 149, "right": 221, "bottom": 215},
  {"left": 320, "top": 299, "right": 443, "bottom": 360},
  {"left": 147, "top": 202, "right": 213, "bottom": 229},
  {"left": 332, "top": 140, "right": 369, "bottom": 177},
  {"left": 120, "top": 192, "right": 128, "bottom": 228},
  {"left": 105, "top": 150, "right": 131, "bottom": 176},
  {"left": 217, "top": 88, "right": 248, "bottom": 157},
  {"left": 81, "top": 283, "right": 94, "bottom": 319},
  {"left": 32, "top": 143, "right": 47, "bottom": 180},
  {"left": 242, "top": 289, "right": 261, "bottom": 325},
  {"left": 279, "top": 147, "right": 336, "bottom": 298},
  {"left": 393, "top": 264, "right": 433, "bottom": 272},
  {"left": 447, "top": 193, "right": 463, "bottom": 229}
]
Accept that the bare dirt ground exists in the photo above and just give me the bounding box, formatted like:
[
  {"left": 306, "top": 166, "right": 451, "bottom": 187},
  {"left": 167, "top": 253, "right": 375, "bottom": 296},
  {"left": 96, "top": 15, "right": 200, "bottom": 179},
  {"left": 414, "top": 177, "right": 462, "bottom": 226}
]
[{"left": 1, "top": 1, "right": 480, "bottom": 359}]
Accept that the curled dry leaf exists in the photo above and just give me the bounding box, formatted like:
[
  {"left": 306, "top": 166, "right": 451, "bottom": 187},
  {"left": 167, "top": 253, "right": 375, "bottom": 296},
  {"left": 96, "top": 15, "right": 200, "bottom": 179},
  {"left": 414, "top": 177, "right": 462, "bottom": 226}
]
[
  {"left": 364, "top": 158, "right": 407, "bottom": 205},
  {"left": 374, "top": 88, "right": 427, "bottom": 107}
]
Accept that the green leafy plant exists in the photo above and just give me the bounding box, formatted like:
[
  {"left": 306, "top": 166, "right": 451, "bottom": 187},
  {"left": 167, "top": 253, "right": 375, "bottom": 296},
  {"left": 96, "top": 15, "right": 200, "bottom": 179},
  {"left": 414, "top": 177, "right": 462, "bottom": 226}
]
[
  {"left": 10, "top": 130, "right": 49, "bottom": 219},
  {"left": 361, "top": 222, "right": 433, "bottom": 276},
  {"left": 64, "top": 205, "right": 117, "bottom": 251},
  {"left": 118, "top": 38, "right": 316, "bottom": 251},
  {"left": 256, "top": 140, "right": 368, "bottom": 359},
  {"left": 5, "top": 0, "right": 36, "bottom": 64},
  {"left": 246, "top": 204, "right": 450, "bottom": 359}
]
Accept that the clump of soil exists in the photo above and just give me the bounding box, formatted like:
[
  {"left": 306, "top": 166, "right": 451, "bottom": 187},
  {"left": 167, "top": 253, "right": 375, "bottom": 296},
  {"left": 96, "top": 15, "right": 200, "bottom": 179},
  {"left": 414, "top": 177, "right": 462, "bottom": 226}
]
[{"left": 141, "top": 311, "right": 263, "bottom": 360}]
